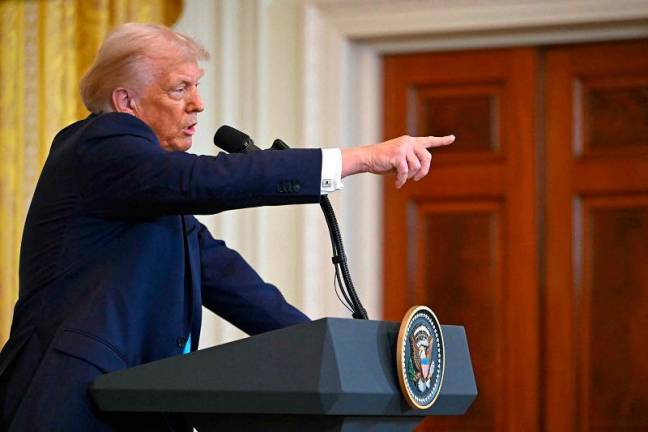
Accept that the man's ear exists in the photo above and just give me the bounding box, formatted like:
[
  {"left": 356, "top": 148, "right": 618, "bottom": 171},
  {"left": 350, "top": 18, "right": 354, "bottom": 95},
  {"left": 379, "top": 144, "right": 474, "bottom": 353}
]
[{"left": 111, "top": 88, "right": 137, "bottom": 114}]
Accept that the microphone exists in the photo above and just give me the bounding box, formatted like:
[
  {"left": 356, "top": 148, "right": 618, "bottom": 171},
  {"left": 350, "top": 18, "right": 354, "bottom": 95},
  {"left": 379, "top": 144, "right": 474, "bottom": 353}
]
[{"left": 213, "top": 125, "right": 262, "bottom": 153}]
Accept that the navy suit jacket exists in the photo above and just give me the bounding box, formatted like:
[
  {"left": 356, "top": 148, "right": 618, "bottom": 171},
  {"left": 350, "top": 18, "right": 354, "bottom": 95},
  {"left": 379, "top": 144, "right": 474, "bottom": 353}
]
[{"left": 0, "top": 113, "right": 318, "bottom": 430}]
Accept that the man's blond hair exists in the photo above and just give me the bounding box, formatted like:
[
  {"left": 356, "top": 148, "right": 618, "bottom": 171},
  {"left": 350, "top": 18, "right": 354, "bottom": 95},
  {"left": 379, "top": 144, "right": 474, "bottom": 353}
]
[{"left": 80, "top": 23, "right": 209, "bottom": 113}]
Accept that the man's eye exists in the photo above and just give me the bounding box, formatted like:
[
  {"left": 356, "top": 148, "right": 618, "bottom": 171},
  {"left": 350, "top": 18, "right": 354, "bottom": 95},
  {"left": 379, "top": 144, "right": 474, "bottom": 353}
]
[{"left": 168, "top": 88, "right": 185, "bottom": 99}]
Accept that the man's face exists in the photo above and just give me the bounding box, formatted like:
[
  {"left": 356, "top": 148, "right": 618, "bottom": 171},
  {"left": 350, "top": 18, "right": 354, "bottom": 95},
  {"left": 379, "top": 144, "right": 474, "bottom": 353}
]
[{"left": 133, "top": 60, "right": 204, "bottom": 152}]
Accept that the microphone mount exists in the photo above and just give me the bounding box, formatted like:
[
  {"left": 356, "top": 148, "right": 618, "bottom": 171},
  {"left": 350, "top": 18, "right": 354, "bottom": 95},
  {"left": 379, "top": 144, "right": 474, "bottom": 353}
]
[
  {"left": 214, "top": 126, "right": 368, "bottom": 320},
  {"left": 271, "top": 138, "right": 368, "bottom": 320}
]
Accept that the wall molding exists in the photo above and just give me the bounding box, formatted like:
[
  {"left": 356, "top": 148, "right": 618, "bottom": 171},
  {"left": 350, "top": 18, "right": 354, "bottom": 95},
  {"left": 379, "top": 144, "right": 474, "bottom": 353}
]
[{"left": 310, "top": 0, "right": 648, "bottom": 39}]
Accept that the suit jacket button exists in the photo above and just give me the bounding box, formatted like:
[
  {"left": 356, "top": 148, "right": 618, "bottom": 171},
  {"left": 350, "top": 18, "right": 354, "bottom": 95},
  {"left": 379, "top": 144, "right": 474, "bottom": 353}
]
[{"left": 177, "top": 336, "right": 187, "bottom": 348}]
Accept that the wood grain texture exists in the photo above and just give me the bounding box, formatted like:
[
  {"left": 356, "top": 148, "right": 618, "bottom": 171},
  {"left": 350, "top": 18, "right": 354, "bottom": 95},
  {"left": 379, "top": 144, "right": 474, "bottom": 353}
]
[
  {"left": 582, "top": 77, "right": 648, "bottom": 152},
  {"left": 416, "top": 84, "right": 502, "bottom": 155},
  {"left": 383, "top": 47, "right": 538, "bottom": 432},
  {"left": 415, "top": 201, "right": 502, "bottom": 430},
  {"left": 545, "top": 39, "right": 648, "bottom": 432},
  {"left": 582, "top": 196, "right": 648, "bottom": 431},
  {"left": 385, "top": 38, "right": 648, "bottom": 431}
]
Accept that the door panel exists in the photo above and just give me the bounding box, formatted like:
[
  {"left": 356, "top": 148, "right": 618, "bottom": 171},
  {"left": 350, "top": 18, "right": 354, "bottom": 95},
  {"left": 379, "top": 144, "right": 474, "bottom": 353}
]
[
  {"left": 581, "top": 76, "right": 648, "bottom": 153},
  {"left": 415, "top": 83, "right": 503, "bottom": 157},
  {"left": 545, "top": 39, "right": 648, "bottom": 432},
  {"left": 414, "top": 201, "right": 503, "bottom": 429},
  {"left": 584, "top": 197, "right": 648, "bottom": 431},
  {"left": 383, "top": 48, "right": 539, "bottom": 432}
]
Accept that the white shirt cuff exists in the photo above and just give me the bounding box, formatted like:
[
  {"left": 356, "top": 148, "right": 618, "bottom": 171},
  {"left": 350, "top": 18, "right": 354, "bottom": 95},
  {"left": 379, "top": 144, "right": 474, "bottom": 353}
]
[{"left": 320, "top": 148, "right": 344, "bottom": 194}]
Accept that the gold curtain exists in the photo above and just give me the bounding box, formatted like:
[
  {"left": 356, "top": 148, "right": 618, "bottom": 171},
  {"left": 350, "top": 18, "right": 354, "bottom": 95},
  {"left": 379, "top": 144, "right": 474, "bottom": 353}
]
[{"left": 0, "top": 0, "right": 183, "bottom": 346}]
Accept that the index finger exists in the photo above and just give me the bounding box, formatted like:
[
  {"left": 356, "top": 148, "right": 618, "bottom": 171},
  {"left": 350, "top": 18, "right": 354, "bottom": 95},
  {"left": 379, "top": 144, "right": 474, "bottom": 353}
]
[{"left": 419, "top": 135, "right": 455, "bottom": 148}]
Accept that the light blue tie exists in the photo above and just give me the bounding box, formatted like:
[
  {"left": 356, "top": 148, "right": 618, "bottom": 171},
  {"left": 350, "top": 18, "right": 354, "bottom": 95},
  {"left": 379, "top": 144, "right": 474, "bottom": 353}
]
[{"left": 183, "top": 334, "right": 191, "bottom": 354}]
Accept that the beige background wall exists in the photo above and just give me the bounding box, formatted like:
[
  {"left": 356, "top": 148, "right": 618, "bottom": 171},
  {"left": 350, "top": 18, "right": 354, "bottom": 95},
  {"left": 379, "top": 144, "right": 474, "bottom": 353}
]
[{"left": 175, "top": 0, "right": 321, "bottom": 347}]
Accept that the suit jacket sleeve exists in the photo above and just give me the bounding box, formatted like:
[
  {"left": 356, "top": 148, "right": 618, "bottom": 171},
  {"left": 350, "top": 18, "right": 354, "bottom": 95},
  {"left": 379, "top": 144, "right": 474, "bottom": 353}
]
[
  {"left": 196, "top": 220, "right": 310, "bottom": 335},
  {"left": 76, "top": 113, "right": 322, "bottom": 218}
]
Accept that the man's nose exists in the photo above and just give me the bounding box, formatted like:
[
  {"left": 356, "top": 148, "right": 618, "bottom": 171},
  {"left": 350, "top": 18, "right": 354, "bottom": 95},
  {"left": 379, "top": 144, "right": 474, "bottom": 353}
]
[{"left": 188, "top": 88, "right": 204, "bottom": 113}]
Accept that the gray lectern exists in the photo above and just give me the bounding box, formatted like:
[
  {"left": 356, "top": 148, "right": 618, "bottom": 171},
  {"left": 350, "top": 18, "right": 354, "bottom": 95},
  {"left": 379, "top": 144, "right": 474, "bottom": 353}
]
[{"left": 91, "top": 318, "right": 477, "bottom": 431}]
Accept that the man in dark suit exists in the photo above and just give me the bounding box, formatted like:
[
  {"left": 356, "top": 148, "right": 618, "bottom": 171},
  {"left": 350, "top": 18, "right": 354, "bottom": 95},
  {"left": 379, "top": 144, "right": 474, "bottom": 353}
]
[{"left": 0, "top": 23, "right": 453, "bottom": 431}]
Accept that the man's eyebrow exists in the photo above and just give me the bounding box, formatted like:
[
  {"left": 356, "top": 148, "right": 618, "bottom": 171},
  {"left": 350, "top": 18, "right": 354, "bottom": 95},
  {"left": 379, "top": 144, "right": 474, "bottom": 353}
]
[
  {"left": 169, "top": 79, "right": 194, "bottom": 88},
  {"left": 175, "top": 75, "right": 203, "bottom": 86}
]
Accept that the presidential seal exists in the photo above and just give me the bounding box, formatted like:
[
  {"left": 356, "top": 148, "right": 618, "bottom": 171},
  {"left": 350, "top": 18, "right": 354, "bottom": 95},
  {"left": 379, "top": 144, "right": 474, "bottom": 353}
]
[{"left": 396, "top": 305, "right": 445, "bottom": 409}]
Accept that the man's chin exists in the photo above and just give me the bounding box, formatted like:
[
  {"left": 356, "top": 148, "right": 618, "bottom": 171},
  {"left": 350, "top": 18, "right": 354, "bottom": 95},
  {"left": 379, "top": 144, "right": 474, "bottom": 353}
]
[
  {"left": 181, "top": 137, "right": 194, "bottom": 151},
  {"left": 165, "top": 138, "right": 193, "bottom": 152}
]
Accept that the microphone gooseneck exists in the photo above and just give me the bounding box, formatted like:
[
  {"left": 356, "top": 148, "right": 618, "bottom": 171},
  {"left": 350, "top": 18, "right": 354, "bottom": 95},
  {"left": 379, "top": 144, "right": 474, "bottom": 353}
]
[
  {"left": 212, "top": 126, "right": 369, "bottom": 320},
  {"left": 271, "top": 139, "right": 367, "bottom": 319}
]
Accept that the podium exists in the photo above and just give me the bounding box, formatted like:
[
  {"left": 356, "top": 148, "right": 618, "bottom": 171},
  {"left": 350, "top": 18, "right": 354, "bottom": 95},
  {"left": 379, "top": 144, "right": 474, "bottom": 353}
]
[{"left": 91, "top": 318, "right": 477, "bottom": 431}]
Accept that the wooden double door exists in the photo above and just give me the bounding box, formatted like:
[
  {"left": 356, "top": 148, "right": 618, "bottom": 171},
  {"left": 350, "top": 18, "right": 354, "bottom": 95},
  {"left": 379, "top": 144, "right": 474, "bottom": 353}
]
[{"left": 383, "top": 39, "right": 648, "bottom": 431}]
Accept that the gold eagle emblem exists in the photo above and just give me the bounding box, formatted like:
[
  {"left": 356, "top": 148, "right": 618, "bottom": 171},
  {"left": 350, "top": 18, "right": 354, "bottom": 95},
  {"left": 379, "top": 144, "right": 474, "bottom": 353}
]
[{"left": 410, "top": 327, "right": 435, "bottom": 392}]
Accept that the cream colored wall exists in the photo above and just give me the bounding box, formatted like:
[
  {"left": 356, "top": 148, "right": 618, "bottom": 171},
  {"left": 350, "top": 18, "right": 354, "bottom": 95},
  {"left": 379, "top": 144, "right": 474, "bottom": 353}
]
[
  {"left": 174, "top": 0, "right": 313, "bottom": 347},
  {"left": 175, "top": 0, "right": 648, "bottom": 348}
]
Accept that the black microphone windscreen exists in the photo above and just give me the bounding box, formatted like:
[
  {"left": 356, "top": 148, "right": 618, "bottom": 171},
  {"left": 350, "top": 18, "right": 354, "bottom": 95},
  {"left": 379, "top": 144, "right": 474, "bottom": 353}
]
[{"left": 213, "top": 125, "right": 255, "bottom": 153}]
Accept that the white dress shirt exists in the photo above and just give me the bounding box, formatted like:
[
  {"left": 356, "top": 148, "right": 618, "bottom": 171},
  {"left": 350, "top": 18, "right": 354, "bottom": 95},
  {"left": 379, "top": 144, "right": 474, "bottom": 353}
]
[{"left": 320, "top": 148, "right": 344, "bottom": 194}]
